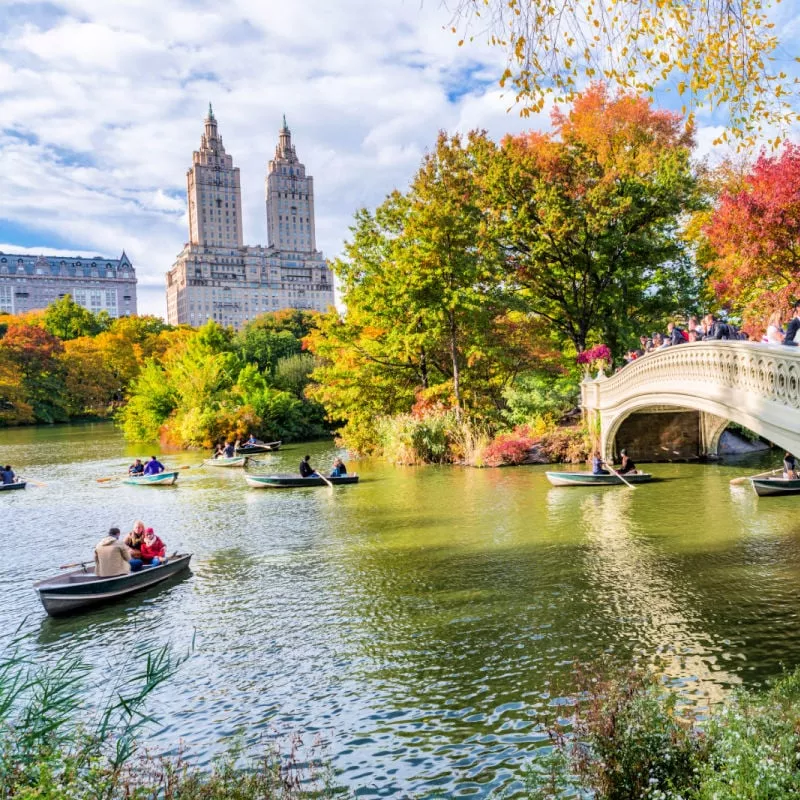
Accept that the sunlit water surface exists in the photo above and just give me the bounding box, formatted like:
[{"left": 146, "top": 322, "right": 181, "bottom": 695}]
[{"left": 3, "top": 423, "right": 800, "bottom": 796}]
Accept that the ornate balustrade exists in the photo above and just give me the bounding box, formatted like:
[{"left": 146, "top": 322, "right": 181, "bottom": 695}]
[{"left": 581, "top": 341, "right": 800, "bottom": 459}]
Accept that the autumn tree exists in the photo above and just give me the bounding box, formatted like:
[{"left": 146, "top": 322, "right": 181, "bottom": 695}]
[
  {"left": 486, "top": 84, "right": 702, "bottom": 354},
  {"left": 701, "top": 144, "right": 800, "bottom": 333},
  {"left": 307, "top": 131, "right": 567, "bottom": 450},
  {"left": 0, "top": 323, "right": 67, "bottom": 423},
  {"left": 448, "top": 0, "right": 797, "bottom": 146}
]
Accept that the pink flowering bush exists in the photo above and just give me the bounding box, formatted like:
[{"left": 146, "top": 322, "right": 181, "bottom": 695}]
[{"left": 576, "top": 344, "right": 612, "bottom": 371}]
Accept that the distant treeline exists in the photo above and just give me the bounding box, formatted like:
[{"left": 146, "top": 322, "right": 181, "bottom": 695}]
[{"left": 0, "top": 297, "right": 329, "bottom": 448}]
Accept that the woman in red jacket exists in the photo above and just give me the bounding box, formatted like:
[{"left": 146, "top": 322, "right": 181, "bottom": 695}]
[{"left": 140, "top": 527, "right": 166, "bottom": 567}]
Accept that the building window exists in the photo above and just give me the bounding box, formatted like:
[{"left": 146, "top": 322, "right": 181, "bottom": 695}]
[{"left": 0, "top": 285, "right": 13, "bottom": 313}]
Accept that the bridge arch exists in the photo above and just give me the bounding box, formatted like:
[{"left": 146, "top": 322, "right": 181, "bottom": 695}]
[{"left": 581, "top": 342, "right": 800, "bottom": 461}]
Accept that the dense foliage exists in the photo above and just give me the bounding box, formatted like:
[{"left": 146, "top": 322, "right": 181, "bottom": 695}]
[
  {"left": 0, "top": 298, "right": 182, "bottom": 425},
  {"left": 527, "top": 663, "right": 800, "bottom": 799},
  {"left": 120, "top": 310, "right": 328, "bottom": 447},
  {"left": 306, "top": 85, "right": 701, "bottom": 458}
]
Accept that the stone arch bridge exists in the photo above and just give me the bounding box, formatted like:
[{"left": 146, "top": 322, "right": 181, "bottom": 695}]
[{"left": 581, "top": 341, "right": 800, "bottom": 461}]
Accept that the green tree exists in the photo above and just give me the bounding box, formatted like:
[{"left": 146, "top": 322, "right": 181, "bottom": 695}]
[
  {"left": 486, "top": 84, "right": 702, "bottom": 354},
  {"left": 42, "top": 295, "right": 107, "bottom": 340}
]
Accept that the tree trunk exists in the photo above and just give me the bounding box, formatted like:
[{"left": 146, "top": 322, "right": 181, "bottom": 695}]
[
  {"left": 419, "top": 347, "right": 429, "bottom": 389},
  {"left": 449, "top": 311, "right": 461, "bottom": 417}
]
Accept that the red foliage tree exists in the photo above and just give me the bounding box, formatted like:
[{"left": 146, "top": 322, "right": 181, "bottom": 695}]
[{"left": 703, "top": 144, "right": 800, "bottom": 334}]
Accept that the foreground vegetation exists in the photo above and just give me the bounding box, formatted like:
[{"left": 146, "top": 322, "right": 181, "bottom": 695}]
[
  {"left": 526, "top": 663, "right": 800, "bottom": 799},
  {"left": 8, "top": 640, "right": 800, "bottom": 799},
  {"left": 0, "top": 644, "right": 336, "bottom": 799}
]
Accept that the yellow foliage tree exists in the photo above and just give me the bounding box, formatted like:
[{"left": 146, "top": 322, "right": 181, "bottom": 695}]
[{"left": 449, "top": 0, "right": 797, "bottom": 146}]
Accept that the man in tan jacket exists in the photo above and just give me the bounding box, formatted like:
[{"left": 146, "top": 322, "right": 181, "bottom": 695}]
[{"left": 94, "top": 527, "right": 131, "bottom": 577}]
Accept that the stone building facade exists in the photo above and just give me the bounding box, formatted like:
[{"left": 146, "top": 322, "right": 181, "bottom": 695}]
[
  {"left": 166, "top": 108, "right": 335, "bottom": 329},
  {"left": 0, "top": 251, "right": 137, "bottom": 317}
]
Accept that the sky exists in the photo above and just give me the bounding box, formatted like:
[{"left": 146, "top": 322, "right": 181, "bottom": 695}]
[{"left": 1, "top": 0, "right": 799, "bottom": 317}]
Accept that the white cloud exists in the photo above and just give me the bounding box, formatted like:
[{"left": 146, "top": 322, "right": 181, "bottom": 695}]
[{"left": 1, "top": 0, "right": 797, "bottom": 316}]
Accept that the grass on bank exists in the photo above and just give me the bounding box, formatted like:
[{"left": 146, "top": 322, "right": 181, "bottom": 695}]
[{"left": 0, "top": 643, "right": 337, "bottom": 799}]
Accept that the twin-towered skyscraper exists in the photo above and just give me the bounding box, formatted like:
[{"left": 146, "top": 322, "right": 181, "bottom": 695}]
[{"left": 166, "top": 106, "right": 334, "bottom": 329}]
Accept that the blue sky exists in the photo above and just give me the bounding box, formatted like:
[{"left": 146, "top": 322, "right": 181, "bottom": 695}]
[{"left": 0, "top": 0, "right": 798, "bottom": 316}]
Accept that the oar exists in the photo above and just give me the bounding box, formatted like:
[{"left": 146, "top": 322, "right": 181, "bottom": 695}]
[
  {"left": 59, "top": 561, "right": 90, "bottom": 570},
  {"left": 18, "top": 476, "right": 47, "bottom": 487},
  {"left": 730, "top": 467, "right": 782, "bottom": 486},
  {"left": 607, "top": 463, "right": 637, "bottom": 490},
  {"left": 316, "top": 470, "right": 334, "bottom": 489}
]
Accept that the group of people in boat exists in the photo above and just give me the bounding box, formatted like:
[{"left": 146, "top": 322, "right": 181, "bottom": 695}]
[
  {"left": 212, "top": 434, "right": 261, "bottom": 459},
  {"left": 299, "top": 454, "right": 347, "bottom": 478},
  {"left": 1, "top": 465, "right": 18, "bottom": 484},
  {"left": 94, "top": 520, "right": 167, "bottom": 578},
  {"left": 128, "top": 456, "right": 165, "bottom": 476},
  {"left": 592, "top": 449, "right": 637, "bottom": 476}
]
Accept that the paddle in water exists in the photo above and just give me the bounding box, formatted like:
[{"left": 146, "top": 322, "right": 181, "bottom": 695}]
[
  {"left": 607, "top": 463, "right": 637, "bottom": 490},
  {"left": 730, "top": 467, "right": 782, "bottom": 486}
]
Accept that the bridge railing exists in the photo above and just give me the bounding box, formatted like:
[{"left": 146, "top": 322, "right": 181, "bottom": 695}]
[{"left": 581, "top": 341, "right": 800, "bottom": 412}]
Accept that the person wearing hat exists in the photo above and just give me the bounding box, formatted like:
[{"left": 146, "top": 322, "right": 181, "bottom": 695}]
[
  {"left": 617, "top": 449, "right": 637, "bottom": 475},
  {"left": 94, "top": 527, "right": 131, "bottom": 578},
  {"left": 140, "top": 527, "right": 166, "bottom": 567}
]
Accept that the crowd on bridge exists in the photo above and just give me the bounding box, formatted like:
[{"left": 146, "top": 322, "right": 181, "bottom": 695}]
[{"left": 622, "top": 301, "right": 800, "bottom": 367}]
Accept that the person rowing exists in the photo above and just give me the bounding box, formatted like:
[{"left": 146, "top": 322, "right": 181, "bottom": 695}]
[
  {"left": 1, "top": 465, "right": 16, "bottom": 485},
  {"left": 616, "top": 449, "right": 638, "bottom": 475},
  {"left": 299, "top": 454, "right": 316, "bottom": 478},
  {"left": 784, "top": 452, "right": 798, "bottom": 480},
  {"left": 143, "top": 455, "right": 165, "bottom": 475}
]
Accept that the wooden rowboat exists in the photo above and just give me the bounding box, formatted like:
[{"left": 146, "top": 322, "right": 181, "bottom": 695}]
[
  {"left": 202, "top": 456, "right": 249, "bottom": 468},
  {"left": 751, "top": 477, "right": 800, "bottom": 497},
  {"left": 245, "top": 473, "right": 359, "bottom": 489},
  {"left": 546, "top": 471, "right": 653, "bottom": 487},
  {"left": 236, "top": 440, "right": 282, "bottom": 455},
  {"left": 121, "top": 471, "right": 179, "bottom": 486},
  {"left": 33, "top": 554, "right": 192, "bottom": 617},
  {"left": 0, "top": 481, "right": 26, "bottom": 491}
]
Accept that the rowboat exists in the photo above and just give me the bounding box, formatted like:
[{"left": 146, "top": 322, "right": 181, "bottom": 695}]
[
  {"left": 545, "top": 471, "right": 653, "bottom": 487},
  {"left": 751, "top": 477, "right": 800, "bottom": 497},
  {"left": 121, "top": 471, "right": 179, "bottom": 486},
  {"left": 245, "top": 473, "right": 359, "bottom": 489},
  {"left": 0, "top": 481, "right": 26, "bottom": 491},
  {"left": 202, "top": 456, "right": 249, "bottom": 468},
  {"left": 236, "top": 440, "right": 282, "bottom": 455},
  {"left": 33, "top": 554, "right": 192, "bottom": 617}
]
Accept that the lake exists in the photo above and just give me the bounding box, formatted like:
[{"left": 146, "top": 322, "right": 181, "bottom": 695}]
[{"left": 2, "top": 422, "right": 799, "bottom": 796}]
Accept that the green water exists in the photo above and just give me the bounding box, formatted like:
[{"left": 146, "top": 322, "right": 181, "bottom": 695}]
[{"left": 2, "top": 422, "right": 798, "bottom": 796}]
